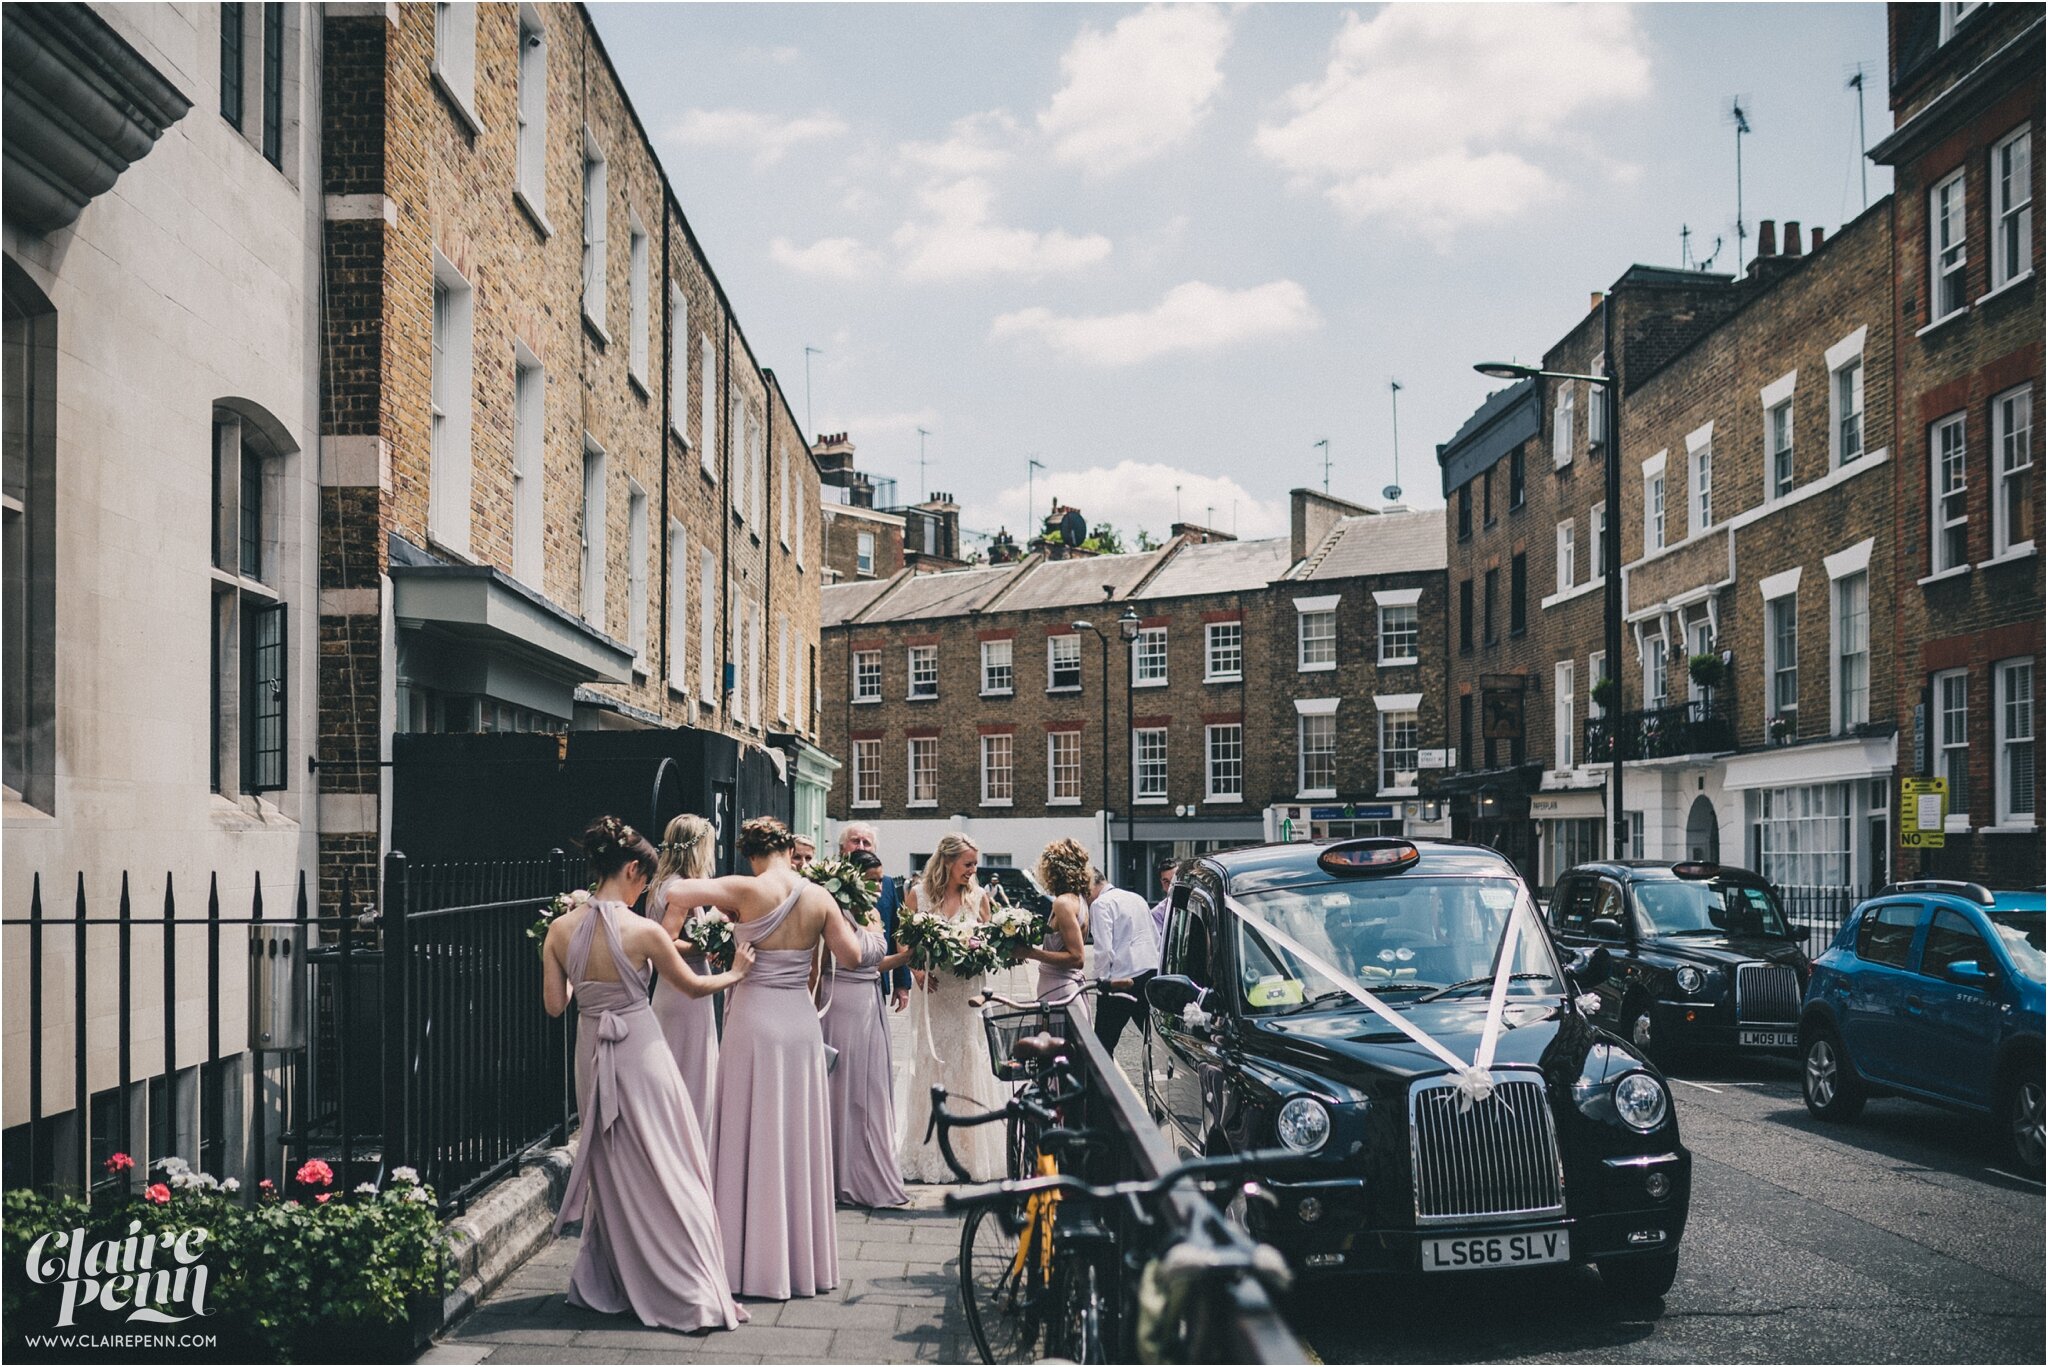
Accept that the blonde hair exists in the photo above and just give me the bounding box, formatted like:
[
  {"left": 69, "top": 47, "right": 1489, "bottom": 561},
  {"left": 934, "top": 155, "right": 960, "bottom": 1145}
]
[
  {"left": 918, "top": 833, "right": 981, "bottom": 912},
  {"left": 654, "top": 814, "right": 715, "bottom": 885},
  {"left": 1037, "top": 838, "right": 1093, "bottom": 897}
]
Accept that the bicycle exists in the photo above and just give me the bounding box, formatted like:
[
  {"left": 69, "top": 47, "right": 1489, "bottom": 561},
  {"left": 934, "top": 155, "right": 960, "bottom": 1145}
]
[
  {"left": 934, "top": 1091, "right": 1298, "bottom": 1365},
  {"left": 975, "top": 984, "right": 1136, "bottom": 1181}
]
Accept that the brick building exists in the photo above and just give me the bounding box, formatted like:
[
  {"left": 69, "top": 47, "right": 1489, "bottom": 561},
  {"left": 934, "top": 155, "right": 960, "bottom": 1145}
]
[
  {"left": 820, "top": 490, "right": 1448, "bottom": 889},
  {"left": 318, "top": 2, "right": 827, "bottom": 888},
  {"left": 1872, "top": 2, "right": 2043, "bottom": 886}
]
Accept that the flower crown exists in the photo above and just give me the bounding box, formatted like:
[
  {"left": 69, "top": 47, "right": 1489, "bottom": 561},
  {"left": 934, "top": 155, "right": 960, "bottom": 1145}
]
[{"left": 662, "top": 828, "right": 701, "bottom": 856}]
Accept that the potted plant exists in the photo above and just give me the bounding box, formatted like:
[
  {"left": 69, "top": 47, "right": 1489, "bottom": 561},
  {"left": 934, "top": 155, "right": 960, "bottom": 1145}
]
[
  {"left": 1769, "top": 715, "right": 1793, "bottom": 746},
  {"left": 1688, "top": 653, "right": 1726, "bottom": 692},
  {"left": 1591, "top": 677, "right": 1620, "bottom": 713}
]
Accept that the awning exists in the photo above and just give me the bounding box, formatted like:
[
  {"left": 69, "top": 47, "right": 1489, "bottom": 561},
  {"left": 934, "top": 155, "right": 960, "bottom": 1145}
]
[{"left": 1720, "top": 733, "right": 1896, "bottom": 791}]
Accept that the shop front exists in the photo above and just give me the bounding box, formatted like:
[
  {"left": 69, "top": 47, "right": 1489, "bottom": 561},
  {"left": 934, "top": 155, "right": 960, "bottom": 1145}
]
[{"left": 1531, "top": 787, "right": 1607, "bottom": 896}]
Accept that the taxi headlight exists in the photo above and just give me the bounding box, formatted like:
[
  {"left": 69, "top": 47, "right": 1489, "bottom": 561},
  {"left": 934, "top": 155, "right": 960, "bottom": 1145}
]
[
  {"left": 1674, "top": 966, "right": 1705, "bottom": 996},
  {"left": 1612, "top": 1072, "right": 1670, "bottom": 1133},
  {"left": 1276, "top": 1097, "right": 1331, "bottom": 1153}
]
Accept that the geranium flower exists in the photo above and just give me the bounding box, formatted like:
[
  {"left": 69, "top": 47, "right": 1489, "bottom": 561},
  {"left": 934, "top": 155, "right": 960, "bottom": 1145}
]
[
  {"left": 391, "top": 1166, "right": 419, "bottom": 1184},
  {"left": 257, "top": 1178, "right": 276, "bottom": 1196},
  {"left": 354, "top": 1182, "right": 379, "bottom": 1195},
  {"left": 103, "top": 1152, "right": 134, "bottom": 1176},
  {"left": 143, "top": 1183, "right": 171, "bottom": 1205},
  {"left": 295, "top": 1158, "right": 334, "bottom": 1188},
  {"left": 315, "top": 1192, "right": 334, "bottom": 1204},
  {"left": 222, "top": 1178, "right": 241, "bottom": 1194}
]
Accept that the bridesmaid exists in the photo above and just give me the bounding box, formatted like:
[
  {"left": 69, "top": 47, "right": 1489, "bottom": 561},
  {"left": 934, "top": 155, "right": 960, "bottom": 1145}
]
[
  {"left": 819, "top": 849, "right": 910, "bottom": 1208},
  {"left": 649, "top": 813, "right": 720, "bottom": 1126},
  {"left": 1019, "top": 838, "right": 1092, "bottom": 1022},
  {"left": 540, "top": 815, "right": 753, "bottom": 1333},
  {"left": 666, "top": 816, "right": 871, "bottom": 1301}
]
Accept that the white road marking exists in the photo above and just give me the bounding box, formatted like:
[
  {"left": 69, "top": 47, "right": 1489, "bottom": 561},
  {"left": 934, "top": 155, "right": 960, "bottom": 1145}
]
[
  {"left": 1984, "top": 1167, "right": 2045, "bottom": 1188},
  {"left": 1671, "top": 1078, "right": 1724, "bottom": 1093}
]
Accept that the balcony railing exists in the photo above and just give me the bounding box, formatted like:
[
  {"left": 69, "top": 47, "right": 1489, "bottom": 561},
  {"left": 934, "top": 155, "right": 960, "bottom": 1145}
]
[{"left": 1585, "top": 689, "right": 1737, "bottom": 764}]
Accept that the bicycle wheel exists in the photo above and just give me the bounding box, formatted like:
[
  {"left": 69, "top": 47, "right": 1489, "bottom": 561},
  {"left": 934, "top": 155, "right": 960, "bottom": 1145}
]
[
  {"left": 959, "top": 1200, "right": 1042, "bottom": 1364},
  {"left": 1052, "top": 1256, "right": 1106, "bottom": 1364},
  {"left": 1005, "top": 1106, "right": 1029, "bottom": 1182}
]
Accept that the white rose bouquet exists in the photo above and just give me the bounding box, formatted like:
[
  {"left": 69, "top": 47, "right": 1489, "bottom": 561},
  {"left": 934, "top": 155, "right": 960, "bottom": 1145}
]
[
  {"left": 680, "top": 906, "right": 736, "bottom": 971},
  {"left": 529, "top": 888, "right": 591, "bottom": 953}
]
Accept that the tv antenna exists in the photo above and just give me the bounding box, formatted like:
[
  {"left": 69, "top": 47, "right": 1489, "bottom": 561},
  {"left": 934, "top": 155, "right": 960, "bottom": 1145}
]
[
  {"left": 802, "top": 345, "right": 823, "bottom": 439},
  {"left": 915, "top": 426, "right": 933, "bottom": 499},
  {"left": 1026, "top": 456, "right": 1046, "bottom": 536},
  {"left": 1314, "top": 438, "right": 1331, "bottom": 494},
  {"left": 1726, "top": 96, "right": 1752, "bottom": 271},
  {"left": 1384, "top": 380, "right": 1404, "bottom": 503},
  {"left": 1846, "top": 64, "right": 1871, "bottom": 211}
]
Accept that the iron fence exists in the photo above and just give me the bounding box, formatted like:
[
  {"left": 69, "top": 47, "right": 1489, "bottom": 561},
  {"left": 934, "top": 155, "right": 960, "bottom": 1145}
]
[
  {"left": 1776, "top": 885, "right": 1865, "bottom": 958},
  {"left": 1584, "top": 691, "right": 1738, "bottom": 764}
]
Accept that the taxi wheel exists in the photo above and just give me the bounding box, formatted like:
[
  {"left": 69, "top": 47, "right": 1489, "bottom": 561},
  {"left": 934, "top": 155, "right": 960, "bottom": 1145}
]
[
  {"left": 1801, "top": 1024, "right": 1865, "bottom": 1121},
  {"left": 1999, "top": 1072, "right": 2044, "bottom": 1178},
  {"left": 1599, "top": 1252, "right": 1679, "bottom": 1302}
]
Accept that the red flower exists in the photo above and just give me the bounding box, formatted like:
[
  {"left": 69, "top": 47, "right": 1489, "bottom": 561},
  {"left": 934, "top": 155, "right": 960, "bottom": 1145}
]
[
  {"left": 103, "top": 1152, "right": 135, "bottom": 1176},
  {"left": 294, "top": 1159, "right": 334, "bottom": 1189},
  {"left": 257, "top": 1178, "right": 277, "bottom": 1197},
  {"left": 315, "top": 1192, "right": 333, "bottom": 1204},
  {"left": 143, "top": 1183, "right": 171, "bottom": 1205}
]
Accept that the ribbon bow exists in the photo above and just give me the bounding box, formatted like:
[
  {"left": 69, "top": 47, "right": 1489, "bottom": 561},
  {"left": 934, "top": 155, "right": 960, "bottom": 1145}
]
[{"left": 591, "top": 1009, "right": 631, "bottom": 1133}]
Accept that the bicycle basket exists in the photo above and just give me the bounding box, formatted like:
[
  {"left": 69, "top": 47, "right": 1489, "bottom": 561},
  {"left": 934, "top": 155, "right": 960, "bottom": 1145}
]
[{"left": 981, "top": 1001, "right": 1060, "bottom": 1082}]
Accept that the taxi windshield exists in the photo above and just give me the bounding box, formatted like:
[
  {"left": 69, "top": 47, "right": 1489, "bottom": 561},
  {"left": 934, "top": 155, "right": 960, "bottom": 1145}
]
[
  {"left": 1229, "top": 876, "right": 1560, "bottom": 1016},
  {"left": 1991, "top": 913, "right": 2044, "bottom": 983},
  {"left": 1631, "top": 878, "right": 1788, "bottom": 938}
]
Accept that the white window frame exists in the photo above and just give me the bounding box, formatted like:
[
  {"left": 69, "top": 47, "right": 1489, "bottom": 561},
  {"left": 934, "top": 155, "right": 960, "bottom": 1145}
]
[
  {"left": 1375, "top": 694, "right": 1422, "bottom": 795},
  {"left": 1760, "top": 568, "right": 1800, "bottom": 726},
  {"left": 697, "top": 548, "right": 717, "bottom": 706},
  {"left": 581, "top": 129, "right": 608, "bottom": 336},
  {"left": 1205, "top": 723, "right": 1244, "bottom": 801},
  {"left": 855, "top": 530, "right": 876, "bottom": 577},
  {"left": 432, "top": 3, "right": 479, "bottom": 129},
  {"left": 429, "top": 255, "right": 474, "bottom": 557},
  {"left": 1555, "top": 519, "right": 1576, "bottom": 594},
  {"left": 851, "top": 737, "right": 880, "bottom": 808},
  {"left": 1827, "top": 328, "right": 1867, "bottom": 467},
  {"left": 778, "top": 445, "right": 792, "bottom": 548},
  {"left": 1048, "top": 633, "right": 1082, "bottom": 691},
  {"left": 852, "top": 649, "right": 881, "bottom": 702},
  {"left": 1552, "top": 384, "right": 1575, "bottom": 469},
  {"left": 1991, "top": 125, "right": 2033, "bottom": 292},
  {"left": 1590, "top": 502, "right": 1607, "bottom": 579},
  {"left": 907, "top": 644, "right": 938, "bottom": 700},
  {"left": 1939, "top": 1, "right": 1982, "bottom": 44},
  {"left": 699, "top": 338, "right": 718, "bottom": 479},
  {"left": 980, "top": 639, "right": 1014, "bottom": 697},
  {"left": 1133, "top": 627, "right": 1169, "bottom": 687},
  {"left": 1993, "top": 383, "right": 2035, "bottom": 559},
  {"left": 511, "top": 341, "right": 545, "bottom": 586},
  {"left": 1588, "top": 650, "right": 1607, "bottom": 721},
  {"left": 731, "top": 399, "right": 748, "bottom": 524},
  {"left": 1761, "top": 367, "right": 1797, "bottom": 501},
  {"left": 626, "top": 481, "right": 649, "bottom": 670},
  {"left": 1294, "top": 595, "right": 1338, "bottom": 672},
  {"left": 1642, "top": 451, "right": 1667, "bottom": 554},
  {"left": 907, "top": 737, "right": 937, "bottom": 808},
  {"left": 980, "top": 733, "right": 1014, "bottom": 807},
  {"left": 515, "top": 7, "right": 548, "bottom": 222},
  {"left": 1204, "top": 620, "right": 1243, "bottom": 682},
  {"left": 795, "top": 468, "right": 807, "bottom": 570},
  {"left": 1995, "top": 656, "right": 2037, "bottom": 826},
  {"left": 626, "top": 214, "right": 650, "bottom": 384},
  {"left": 1374, "top": 587, "right": 1423, "bottom": 665},
  {"left": 1047, "top": 729, "right": 1082, "bottom": 805},
  {"left": 668, "top": 284, "right": 690, "bottom": 444},
  {"left": 778, "top": 617, "right": 791, "bottom": 722},
  {"left": 1133, "top": 726, "right": 1169, "bottom": 804},
  {"left": 1554, "top": 659, "right": 1575, "bottom": 771},
  {"left": 1688, "top": 422, "right": 1714, "bottom": 533},
  {"left": 1643, "top": 628, "right": 1669, "bottom": 711},
  {"left": 1825, "top": 541, "right": 1873, "bottom": 733},
  {"left": 579, "top": 436, "right": 606, "bottom": 623},
  {"left": 1934, "top": 667, "right": 1971, "bottom": 824},
  {"left": 1295, "top": 698, "right": 1338, "bottom": 799},
  {"left": 1929, "top": 167, "right": 1968, "bottom": 325},
  {"left": 666, "top": 520, "right": 688, "bottom": 692},
  {"left": 1931, "top": 412, "right": 1969, "bottom": 574},
  {"left": 1587, "top": 357, "right": 1607, "bottom": 449}
]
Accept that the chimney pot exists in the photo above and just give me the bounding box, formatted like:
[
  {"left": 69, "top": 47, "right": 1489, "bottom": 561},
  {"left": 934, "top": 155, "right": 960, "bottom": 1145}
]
[
  {"left": 1810, "top": 226, "right": 1825, "bottom": 252},
  {"left": 1589, "top": 290, "right": 1605, "bottom": 313},
  {"left": 1783, "top": 221, "right": 1802, "bottom": 256},
  {"left": 1757, "top": 220, "right": 1777, "bottom": 257}
]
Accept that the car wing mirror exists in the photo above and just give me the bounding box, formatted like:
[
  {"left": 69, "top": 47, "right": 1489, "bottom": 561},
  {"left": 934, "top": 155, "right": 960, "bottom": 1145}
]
[
  {"left": 1569, "top": 945, "right": 1614, "bottom": 990},
  {"left": 1946, "top": 959, "right": 1994, "bottom": 986},
  {"left": 1146, "top": 973, "right": 1202, "bottom": 1015},
  {"left": 1589, "top": 917, "right": 1625, "bottom": 942}
]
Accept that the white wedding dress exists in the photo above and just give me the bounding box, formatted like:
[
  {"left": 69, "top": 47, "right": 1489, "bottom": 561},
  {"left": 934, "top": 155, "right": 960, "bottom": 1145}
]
[{"left": 896, "top": 893, "right": 1008, "bottom": 1183}]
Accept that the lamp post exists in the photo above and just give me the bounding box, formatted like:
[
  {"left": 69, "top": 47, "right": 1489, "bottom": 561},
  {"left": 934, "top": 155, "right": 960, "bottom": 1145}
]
[
  {"left": 1475, "top": 352, "right": 1626, "bottom": 861},
  {"left": 1071, "top": 618, "right": 1114, "bottom": 846},
  {"left": 1117, "top": 604, "right": 1142, "bottom": 885}
]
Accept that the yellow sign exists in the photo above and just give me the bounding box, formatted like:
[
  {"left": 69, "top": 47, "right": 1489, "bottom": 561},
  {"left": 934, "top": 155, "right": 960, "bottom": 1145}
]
[{"left": 1899, "top": 776, "right": 1948, "bottom": 849}]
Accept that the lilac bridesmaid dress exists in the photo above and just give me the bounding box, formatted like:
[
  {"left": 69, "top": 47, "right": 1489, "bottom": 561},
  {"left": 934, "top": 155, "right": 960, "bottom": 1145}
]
[
  {"left": 709, "top": 886, "right": 839, "bottom": 1299},
  {"left": 554, "top": 900, "right": 746, "bottom": 1332},
  {"left": 649, "top": 876, "right": 720, "bottom": 1127},
  {"left": 1035, "top": 909, "right": 1091, "bottom": 1023},
  {"left": 819, "top": 923, "right": 908, "bottom": 1208}
]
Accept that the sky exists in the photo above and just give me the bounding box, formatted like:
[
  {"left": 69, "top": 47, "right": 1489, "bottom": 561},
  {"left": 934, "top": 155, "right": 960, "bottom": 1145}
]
[{"left": 590, "top": 2, "right": 1894, "bottom": 547}]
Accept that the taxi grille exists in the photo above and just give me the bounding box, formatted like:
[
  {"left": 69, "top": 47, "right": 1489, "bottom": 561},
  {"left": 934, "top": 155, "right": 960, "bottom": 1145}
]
[
  {"left": 1736, "top": 963, "right": 1801, "bottom": 1023},
  {"left": 1409, "top": 1074, "right": 1564, "bottom": 1224}
]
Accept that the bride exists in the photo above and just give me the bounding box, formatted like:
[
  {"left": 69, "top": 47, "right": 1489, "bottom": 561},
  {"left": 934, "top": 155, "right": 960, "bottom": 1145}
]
[{"left": 896, "top": 834, "right": 1007, "bottom": 1183}]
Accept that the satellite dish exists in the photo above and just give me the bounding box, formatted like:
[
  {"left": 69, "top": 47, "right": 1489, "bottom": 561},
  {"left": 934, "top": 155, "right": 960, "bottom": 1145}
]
[
  {"left": 1383, "top": 484, "right": 1404, "bottom": 501},
  {"left": 1060, "top": 510, "right": 1087, "bottom": 546}
]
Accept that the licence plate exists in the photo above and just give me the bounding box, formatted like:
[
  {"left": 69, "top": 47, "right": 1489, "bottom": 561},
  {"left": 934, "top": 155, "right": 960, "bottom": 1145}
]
[
  {"left": 1422, "top": 1229, "right": 1569, "bottom": 1272},
  {"left": 1740, "top": 1029, "right": 1797, "bottom": 1047}
]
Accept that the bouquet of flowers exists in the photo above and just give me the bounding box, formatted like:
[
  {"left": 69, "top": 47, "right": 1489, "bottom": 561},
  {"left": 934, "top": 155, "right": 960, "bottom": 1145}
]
[
  {"left": 984, "top": 897, "right": 1048, "bottom": 967},
  {"left": 680, "top": 907, "right": 736, "bottom": 971},
  {"left": 803, "top": 856, "right": 879, "bottom": 926},
  {"left": 529, "top": 888, "right": 590, "bottom": 953},
  {"left": 899, "top": 907, "right": 1002, "bottom": 979}
]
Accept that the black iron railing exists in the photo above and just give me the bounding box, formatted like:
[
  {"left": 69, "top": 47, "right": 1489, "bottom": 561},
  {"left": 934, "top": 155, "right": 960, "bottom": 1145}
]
[
  {"left": 1775, "top": 886, "right": 1865, "bottom": 959},
  {"left": 1585, "top": 691, "right": 1737, "bottom": 764}
]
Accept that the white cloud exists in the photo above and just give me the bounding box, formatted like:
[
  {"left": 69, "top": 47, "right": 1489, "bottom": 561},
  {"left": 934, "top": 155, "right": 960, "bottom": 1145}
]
[
  {"left": 667, "top": 108, "right": 849, "bottom": 166},
  {"left": 966, "top": 460, "right": 1286, "bottom": 545},
  {"left": 1038, "top": 5, "right": 1233, "bottom": 175},
  {"left": 898, "top": 110, "right": 1020, "bottom": 177},
  {"left": 892, "top": 178, "right": 1112, "bottom": 282},
  {"left": 769, "top": 235, "right": 882, "bottom": 282},
  {"left": 1255, "top": 5, "right": 1652, "bottom": 233},
  {"left": 990, "top": 280, "right": 1318, "bottom": 367}
]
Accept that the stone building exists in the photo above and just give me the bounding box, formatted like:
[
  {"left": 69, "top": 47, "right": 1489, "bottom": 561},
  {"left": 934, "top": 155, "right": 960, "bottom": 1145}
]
[
  {"left": 4, "top": 1, "right": 325, "bottom": 1189},
  {"left": 319, "top": 2, "right": 826, "bottom": 887},
  {"left": 819, "top": 490, "right": 1448, "bottom": 889},
  {"left": 1872, "top": 1, "right": 2043, "bottom": 887}
]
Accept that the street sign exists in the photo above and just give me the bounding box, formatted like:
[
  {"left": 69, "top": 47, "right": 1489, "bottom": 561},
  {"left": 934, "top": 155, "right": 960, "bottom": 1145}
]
[
  {"left": 1419, "top": 748, "right": 1449, "bottom": 769},
  {"left": 1899, "top": 776, "right": 1947, "bottom": 849}
]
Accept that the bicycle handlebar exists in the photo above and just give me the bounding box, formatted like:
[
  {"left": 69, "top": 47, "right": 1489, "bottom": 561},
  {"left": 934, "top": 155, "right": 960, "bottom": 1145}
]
[{"left": 940, "top": 1146, "right": 1308, "bottom": 1217}]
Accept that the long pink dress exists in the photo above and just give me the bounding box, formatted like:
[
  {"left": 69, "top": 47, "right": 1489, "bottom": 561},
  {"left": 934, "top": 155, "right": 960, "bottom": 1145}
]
[
  {"left": 819, "top": 921, "right": 908, "bottom": 1208},
  {"left": 709, "top": 886, "right": 839, "bottom": 1299},
  {"left": 554, "top": 900, "right": 746, "bottom": 1332},
  {"left": 1036, "top": 906, "right": 1091, "bottom": 1024},
  {"left": 649, "top": 876, "right": 720, "bottom": 1127}
]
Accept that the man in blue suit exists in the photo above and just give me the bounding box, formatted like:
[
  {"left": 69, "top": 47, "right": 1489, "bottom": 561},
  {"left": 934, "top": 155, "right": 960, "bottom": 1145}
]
[{"left": 841, "top": 822, "right": 912, "bottom": 1010}]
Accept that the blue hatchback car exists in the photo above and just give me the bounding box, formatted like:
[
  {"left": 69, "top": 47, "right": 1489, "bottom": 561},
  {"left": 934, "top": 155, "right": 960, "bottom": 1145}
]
[{"left": 1799, "top": 881, "right": 2044, "bottom": 1175}]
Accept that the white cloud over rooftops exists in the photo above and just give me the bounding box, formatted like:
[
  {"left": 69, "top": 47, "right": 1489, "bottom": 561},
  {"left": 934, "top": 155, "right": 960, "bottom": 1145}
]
[
  {"left": 991, "top": 280, "right": 1318, "bottom": 368},
  {"left": 966, "top": 459, "right": 1287, "bottom": 547},
  {"left": 667, "top": 107, "right": 850, "bottom": 166},
  {"left": 1039, "top": 5, "right": 1234, "bottom": 175}
]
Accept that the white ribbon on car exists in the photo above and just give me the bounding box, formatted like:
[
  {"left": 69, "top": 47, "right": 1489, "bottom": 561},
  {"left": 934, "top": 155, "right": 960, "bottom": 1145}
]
[{"left": 1220, "top": 892, "right": 1536, "bottom": 1112}]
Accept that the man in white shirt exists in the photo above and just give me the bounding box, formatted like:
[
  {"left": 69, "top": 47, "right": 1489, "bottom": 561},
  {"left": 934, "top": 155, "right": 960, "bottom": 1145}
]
[
  {"left": 1149, "top": 866, "right": 1176, "bottom": 945},
  {"left": 1089, "top": 867, "right": 1161, "bottom": 1053}
]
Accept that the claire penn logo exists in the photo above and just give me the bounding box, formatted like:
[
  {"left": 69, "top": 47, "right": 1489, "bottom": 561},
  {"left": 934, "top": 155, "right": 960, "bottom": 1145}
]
[{"left": 24, "top": 1220, "right": 213, "bottom": 1328}]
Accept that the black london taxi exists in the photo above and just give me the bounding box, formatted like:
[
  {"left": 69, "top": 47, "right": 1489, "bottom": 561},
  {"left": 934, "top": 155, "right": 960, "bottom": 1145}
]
[
  {"left": 1549, "top": 861, "right": 1811, "bottom": 1063},
  {"left": 1143, "top": 837, "right": 1690, "bottom": 1300}
]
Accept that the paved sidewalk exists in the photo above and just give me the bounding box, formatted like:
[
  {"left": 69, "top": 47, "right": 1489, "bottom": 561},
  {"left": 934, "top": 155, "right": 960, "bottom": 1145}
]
[{"left": 420, "top": 1186, "right": 973, "bottom": 1366}]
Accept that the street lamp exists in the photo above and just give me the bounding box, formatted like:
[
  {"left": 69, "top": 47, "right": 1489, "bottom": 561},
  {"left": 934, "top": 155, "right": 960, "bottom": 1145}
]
[
  {"left": 1117, "top": 604, "right": 1142, "bottom": 885},
  {"left": 1475, "top": 353, "right": 1626, "bottom": 862},
  {"left": 1071, "top": 618, "right": 1113, "bottom": 843}
]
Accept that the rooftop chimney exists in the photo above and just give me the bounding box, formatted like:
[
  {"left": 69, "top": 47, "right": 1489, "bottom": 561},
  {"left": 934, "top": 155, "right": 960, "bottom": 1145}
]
[
  {"left": 1782, "top": 221, "right": 1802, "bottom": 256},
  {"left": 1811, "top": 226, "right": 1825, "bottom": 253},
  {"left": 1589, "top": 290, "right": 1605, "bottom": 313},
  {"left": 1756, "top": 220, "right": 1777, "bottom": 257}
]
